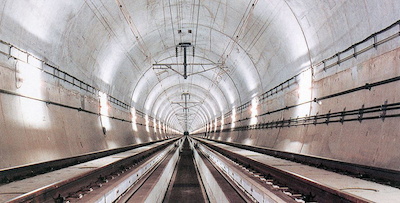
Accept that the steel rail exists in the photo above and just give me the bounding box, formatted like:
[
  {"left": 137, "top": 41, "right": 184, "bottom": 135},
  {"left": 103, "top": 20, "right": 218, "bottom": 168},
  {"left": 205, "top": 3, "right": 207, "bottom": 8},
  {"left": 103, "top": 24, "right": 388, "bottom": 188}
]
[
  {"left": 0, "top": 138, "right": 177, "bottom": 185},
  {"left": 200, "top": 138, "right": 400, "bottom": 189},
  {"left": 194, "top": 137, "right": 372, "bottom": 203},
  {"left": 5, "top": 138, "right": 179, "bottom": 203}
]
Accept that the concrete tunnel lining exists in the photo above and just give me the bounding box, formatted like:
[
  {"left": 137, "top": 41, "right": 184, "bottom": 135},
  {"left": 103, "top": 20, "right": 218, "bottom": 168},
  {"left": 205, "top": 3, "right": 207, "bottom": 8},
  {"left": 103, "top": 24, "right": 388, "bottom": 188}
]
[
  {"left": 0, "top": 0, "right": 315, "bottom": 131},
  {"left": 0, "top": 0, "right": 400, "bottom": 171}
]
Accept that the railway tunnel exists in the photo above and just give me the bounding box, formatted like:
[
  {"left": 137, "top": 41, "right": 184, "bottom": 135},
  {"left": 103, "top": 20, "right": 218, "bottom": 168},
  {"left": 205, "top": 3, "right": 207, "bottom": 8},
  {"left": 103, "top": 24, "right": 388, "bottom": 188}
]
[{"left": 1, "top": 0, "right": 400, "bottom": 202}]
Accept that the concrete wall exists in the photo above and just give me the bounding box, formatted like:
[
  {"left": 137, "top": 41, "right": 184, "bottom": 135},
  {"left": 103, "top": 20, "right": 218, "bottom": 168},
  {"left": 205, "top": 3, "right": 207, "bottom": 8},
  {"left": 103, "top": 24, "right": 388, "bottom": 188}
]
[
  {"left": 206, "top": 40, "right": 400, "bottom": 171},
  {"left": 0, "top": 0, "right": 399, "bottom": 172},
  {"left": 0, "top": 53, "right": 175, "bottom": 169}
]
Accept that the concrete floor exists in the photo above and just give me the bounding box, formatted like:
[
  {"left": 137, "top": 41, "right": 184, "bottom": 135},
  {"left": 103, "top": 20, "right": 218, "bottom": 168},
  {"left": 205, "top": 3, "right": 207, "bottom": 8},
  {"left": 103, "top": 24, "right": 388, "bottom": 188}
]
[{"left": 163, "top": 138, "right": 206, "bottom": 202}]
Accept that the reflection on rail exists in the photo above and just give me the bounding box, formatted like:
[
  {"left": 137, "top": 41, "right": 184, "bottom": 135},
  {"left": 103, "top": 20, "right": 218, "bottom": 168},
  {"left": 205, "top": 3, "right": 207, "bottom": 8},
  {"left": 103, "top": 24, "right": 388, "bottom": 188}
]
[
  {"left": 0, "top": 138, "right": 179, "bottom": 203},
  {"left": 2, "top": 136, "right": 400, "bottom": 202},
  {"left": 193, "top": 137, "right": 400, "bottom": 203}
]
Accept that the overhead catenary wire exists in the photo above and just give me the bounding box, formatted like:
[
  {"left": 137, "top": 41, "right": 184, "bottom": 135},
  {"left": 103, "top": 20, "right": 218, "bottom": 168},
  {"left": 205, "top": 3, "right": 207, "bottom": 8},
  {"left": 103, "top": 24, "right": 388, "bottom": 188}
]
[
  {"left": 218, "top": 0, "right": 258, "bottom": 63},
  {"left": 86, "top": 0, "right": 141, "bottom": 71},
  {"left": 114, "top": 0, "right": 151, "bottom": 58},
  {"left": 244, "top": 1, "right": 280, "bottom": 52},
  {"left": 166, "top": 0, "right": 186, "bottom": 130},
  {"left": 189, "top": 0, "right": 201, "bottom": 96}
]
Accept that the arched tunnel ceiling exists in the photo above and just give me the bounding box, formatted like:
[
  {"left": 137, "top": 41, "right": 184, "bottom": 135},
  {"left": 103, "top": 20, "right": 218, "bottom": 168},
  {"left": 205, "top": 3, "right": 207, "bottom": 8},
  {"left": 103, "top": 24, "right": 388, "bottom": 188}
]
[{"left": 1, "top": 0, "right": 399, "bottom": 132}]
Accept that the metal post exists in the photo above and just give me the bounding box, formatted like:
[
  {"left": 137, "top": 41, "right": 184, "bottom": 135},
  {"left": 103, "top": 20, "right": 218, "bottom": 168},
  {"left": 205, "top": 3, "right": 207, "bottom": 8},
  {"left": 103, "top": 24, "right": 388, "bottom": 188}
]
[{"left": 183, "top": 47, "right": 187, "bottom": 79}]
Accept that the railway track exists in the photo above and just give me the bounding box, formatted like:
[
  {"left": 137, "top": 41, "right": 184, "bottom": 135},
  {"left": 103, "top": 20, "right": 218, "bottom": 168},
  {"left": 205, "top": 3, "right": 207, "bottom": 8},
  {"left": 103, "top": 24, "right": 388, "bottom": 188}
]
[
  {"left": 0, "top": 138, "right": 179, "bottom": 203},
  {"left": 1, "top": 136, "right": 399, "bottom": 202},
  {"left": 193, "top": 137, "right": 400, "bottom": 203}
]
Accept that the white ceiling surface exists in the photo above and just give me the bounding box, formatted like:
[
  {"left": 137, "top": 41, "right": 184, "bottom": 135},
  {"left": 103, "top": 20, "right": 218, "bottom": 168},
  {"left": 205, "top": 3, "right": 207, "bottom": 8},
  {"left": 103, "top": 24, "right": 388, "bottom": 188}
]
[{"left": 0, "top": 0, "right": 399, "bottom": 132}]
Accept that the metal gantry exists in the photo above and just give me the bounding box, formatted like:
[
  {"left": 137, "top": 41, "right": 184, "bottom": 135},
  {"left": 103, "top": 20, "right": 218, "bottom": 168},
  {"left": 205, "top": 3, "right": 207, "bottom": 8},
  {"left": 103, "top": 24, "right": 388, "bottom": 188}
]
[
  {"left": 153, "top": 42, "right": 224, "bottom": 79},
  {"left": 171, "top": 93, "right": 201, "bottom": 134}
]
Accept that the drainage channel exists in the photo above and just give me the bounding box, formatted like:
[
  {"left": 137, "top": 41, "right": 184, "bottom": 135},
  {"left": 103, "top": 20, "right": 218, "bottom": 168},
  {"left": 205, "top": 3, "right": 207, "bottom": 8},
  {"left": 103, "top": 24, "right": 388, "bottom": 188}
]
[
  {"left": 116, "top": 136, "right": 258, "bottom": 203},
  {"left": 163, "top": 137, "right": 208, "bottom": 203}
]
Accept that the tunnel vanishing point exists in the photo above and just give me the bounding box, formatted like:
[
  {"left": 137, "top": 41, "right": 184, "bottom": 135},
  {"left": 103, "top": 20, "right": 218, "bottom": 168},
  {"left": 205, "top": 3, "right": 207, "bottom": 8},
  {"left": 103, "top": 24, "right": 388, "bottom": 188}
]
[{"left": 0, "top": 1, "right": 400, "bottom": 202}]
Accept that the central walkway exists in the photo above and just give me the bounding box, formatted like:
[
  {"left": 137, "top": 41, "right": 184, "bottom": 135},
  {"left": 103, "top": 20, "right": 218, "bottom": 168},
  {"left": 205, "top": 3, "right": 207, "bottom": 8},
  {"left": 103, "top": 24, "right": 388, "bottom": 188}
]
[{"left": 163, "top": 138, "right": 207, "bottom": 202}]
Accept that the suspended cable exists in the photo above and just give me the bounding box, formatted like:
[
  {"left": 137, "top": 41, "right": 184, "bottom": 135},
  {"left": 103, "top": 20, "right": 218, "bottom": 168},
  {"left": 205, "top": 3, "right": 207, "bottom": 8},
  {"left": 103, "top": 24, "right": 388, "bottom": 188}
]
[
  {"left": 218, "top": 0, "right": 259, "bottom": 63},
  {"left": 168, "top": 0, "right": 177, "bottom": 46}
]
